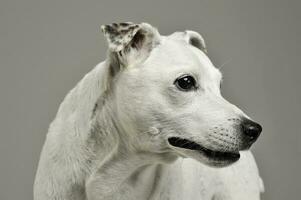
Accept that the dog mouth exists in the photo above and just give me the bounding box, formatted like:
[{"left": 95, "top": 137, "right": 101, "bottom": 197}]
[{"left": 167, "top": 137, "right": 240, "bottom": 163}]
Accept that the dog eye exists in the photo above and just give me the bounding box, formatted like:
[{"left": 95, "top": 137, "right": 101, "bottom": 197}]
[{"left": 174, "top": 75, "right": 197, "bottom": 91}]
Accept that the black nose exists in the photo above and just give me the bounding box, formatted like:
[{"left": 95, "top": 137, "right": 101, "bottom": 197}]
[{"left": 241, "top": 119, "right": 262, "bottom": 141}]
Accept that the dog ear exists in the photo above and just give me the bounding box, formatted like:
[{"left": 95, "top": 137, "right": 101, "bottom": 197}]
[
  {"left": 184, "top": 30, "right": 207, "bottom": 53},
  {"left": 101, "top": 22, "right": 160, "bottom": 76}
]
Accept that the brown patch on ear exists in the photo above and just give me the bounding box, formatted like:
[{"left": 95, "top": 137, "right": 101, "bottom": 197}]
[
  {"left": 101, "top": 22, "right": 160, "bottom": 54},
  {"left": 102, "top": 22, "right": 160, "bottom": 68},
  {"left": 101, "top": 22, "right": 160, "bottom": 90},
  {"left": 101, "top": 22, "right": 141, "bottom": 52}
]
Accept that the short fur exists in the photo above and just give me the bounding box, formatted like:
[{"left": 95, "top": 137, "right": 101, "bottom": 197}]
[{"left": 34, "top": 22, "right": 264, "bottom": 200}]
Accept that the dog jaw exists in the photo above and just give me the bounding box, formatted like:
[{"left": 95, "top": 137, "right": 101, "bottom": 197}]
[{"left": 166, "top": 137, "right": 240, "bottom": 167}]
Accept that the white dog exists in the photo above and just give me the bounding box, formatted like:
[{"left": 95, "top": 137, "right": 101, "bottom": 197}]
[{"left": 34, "top": 22, "right": 264, "bottom": 200}]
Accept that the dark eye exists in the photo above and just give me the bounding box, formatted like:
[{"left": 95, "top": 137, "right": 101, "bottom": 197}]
[{"left": 174, "top": 75, "right": 197, "bottom": 91}]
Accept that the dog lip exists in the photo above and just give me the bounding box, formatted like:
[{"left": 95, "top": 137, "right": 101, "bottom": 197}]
[{"left": 167, "top": 137, "right": 240, "bottom": 161}]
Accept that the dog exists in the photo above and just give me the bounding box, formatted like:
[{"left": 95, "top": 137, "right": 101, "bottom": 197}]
[{"left": 34, "top": 22, "right": 264, "bottom": 200}]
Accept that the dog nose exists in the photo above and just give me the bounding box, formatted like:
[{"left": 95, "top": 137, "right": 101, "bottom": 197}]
[{"left": 241, "top": 119, "right": 262, "bottom": 141}]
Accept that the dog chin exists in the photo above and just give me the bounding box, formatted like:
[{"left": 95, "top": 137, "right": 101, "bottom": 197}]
[{"left": 167, "top": 137, "right": 240, "bottom": 167}]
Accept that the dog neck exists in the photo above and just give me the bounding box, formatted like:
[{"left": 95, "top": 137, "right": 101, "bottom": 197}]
[{"left": 87, "top": 99, "right": 178, "bottom": 199}]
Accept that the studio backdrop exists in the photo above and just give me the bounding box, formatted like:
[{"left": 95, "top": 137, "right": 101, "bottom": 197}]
[{"left": 0, "top": 0, "right": 300, "bottom": 199}]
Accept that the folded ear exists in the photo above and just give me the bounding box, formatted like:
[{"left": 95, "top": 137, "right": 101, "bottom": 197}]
[
  {"left": 101, "top": 22, "right": 160, "bottom": 76},
  {"left": 184, "top": 30, "right": 207, "bottom": 53}
]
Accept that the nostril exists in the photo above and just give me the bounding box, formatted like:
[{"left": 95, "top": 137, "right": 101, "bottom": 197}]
[{"left": 241, "top": 120, "right": 262, "bottom": 141}]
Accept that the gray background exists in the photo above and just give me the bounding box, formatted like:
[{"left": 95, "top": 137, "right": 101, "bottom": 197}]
[{"left": 0, "top": 0, "right": 300, "bottom": 199}]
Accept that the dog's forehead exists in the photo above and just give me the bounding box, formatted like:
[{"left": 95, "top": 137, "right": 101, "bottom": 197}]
[
  {"left": 154, "top": 36, "right": 199, "bottom": 66},
  {"left": 145, "top": 35, "right": 222, "bottom": 81}
]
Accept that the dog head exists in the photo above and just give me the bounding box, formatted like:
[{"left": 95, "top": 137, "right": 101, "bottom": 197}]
[{"left": 101, "top": 22, "right": 262, "bottom": 167}]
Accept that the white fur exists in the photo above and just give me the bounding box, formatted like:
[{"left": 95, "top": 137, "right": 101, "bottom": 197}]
[{"left": 34, "top": 23, "right": 263, "bottom": 200}]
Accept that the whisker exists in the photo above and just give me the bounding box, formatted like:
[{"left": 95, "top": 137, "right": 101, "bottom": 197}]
[{"left": 218, "top": 58, "right": 233, "bottom": 70}]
